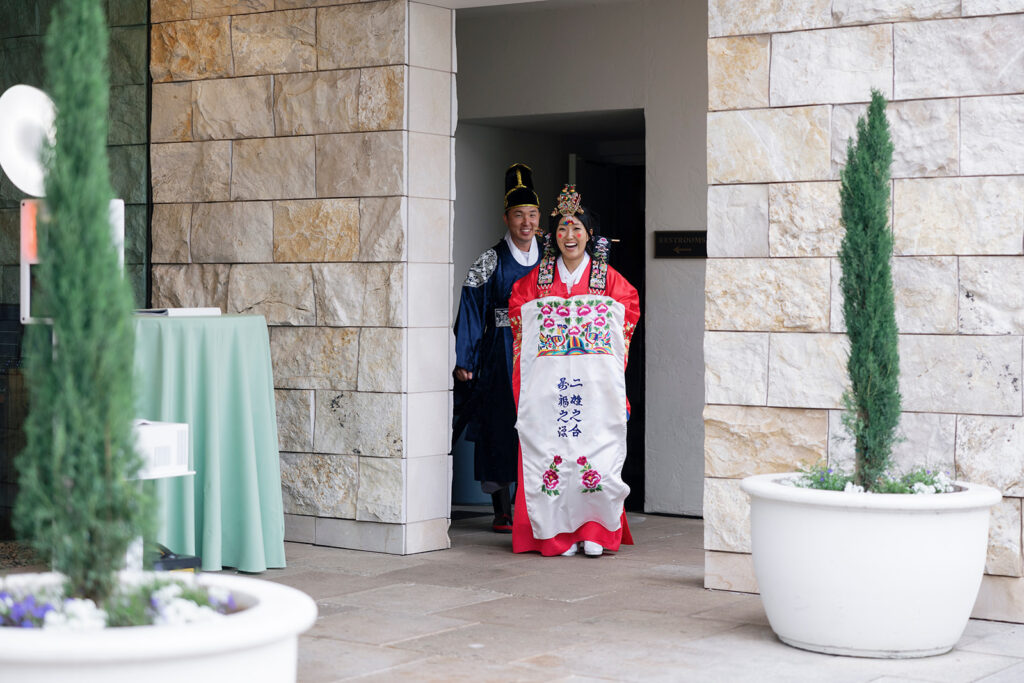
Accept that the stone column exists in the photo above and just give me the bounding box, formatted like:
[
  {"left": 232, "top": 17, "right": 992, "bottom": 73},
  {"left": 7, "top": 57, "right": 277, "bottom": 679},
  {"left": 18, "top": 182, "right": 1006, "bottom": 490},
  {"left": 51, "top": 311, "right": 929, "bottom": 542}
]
[
  {"left": 148, "top": 0, "right": 454, "bottom": 554},
  {"left": 705, "top": 1, "right": 1024, "bottom": 621}
]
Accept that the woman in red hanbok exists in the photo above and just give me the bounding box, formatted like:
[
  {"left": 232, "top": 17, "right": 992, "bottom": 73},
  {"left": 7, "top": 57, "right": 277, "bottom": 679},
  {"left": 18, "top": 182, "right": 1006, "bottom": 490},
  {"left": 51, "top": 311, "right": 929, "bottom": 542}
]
[{"left": 508, "top": 184, "right": 640, "bottom": 557}]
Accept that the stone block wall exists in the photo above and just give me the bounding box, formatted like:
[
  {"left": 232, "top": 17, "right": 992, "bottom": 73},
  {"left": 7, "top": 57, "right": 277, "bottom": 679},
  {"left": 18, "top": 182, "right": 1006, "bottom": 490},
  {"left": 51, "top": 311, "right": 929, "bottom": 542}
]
[
  {"left": 149, "top": 0, "right": 455, "bottom": 554},
  {"left": 704, "top": 1, "right": 1024, "bottom": 621}
]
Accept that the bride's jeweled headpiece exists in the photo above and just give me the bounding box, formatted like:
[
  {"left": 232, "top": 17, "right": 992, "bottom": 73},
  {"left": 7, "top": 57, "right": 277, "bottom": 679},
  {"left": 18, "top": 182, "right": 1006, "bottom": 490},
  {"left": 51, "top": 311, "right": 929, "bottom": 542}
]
[
  {"left": 551, "top": 184, "right": 584, "bottom": 222},
  {"left": 537, "top": 184, "right": 608, "bottom": 295}
]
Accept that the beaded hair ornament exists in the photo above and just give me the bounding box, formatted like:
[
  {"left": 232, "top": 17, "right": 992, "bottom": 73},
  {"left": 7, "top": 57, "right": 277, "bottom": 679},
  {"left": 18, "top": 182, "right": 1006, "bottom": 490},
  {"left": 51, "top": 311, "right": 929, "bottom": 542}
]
[{"left": 537, "top": 184, "right": 609, "bottom": 295}]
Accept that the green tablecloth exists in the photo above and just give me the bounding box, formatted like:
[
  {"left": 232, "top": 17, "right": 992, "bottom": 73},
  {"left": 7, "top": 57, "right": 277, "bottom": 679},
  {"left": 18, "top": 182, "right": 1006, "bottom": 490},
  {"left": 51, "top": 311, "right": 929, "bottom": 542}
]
[{"left": 133, "top": 314, "right": 286, "bottom": 572}]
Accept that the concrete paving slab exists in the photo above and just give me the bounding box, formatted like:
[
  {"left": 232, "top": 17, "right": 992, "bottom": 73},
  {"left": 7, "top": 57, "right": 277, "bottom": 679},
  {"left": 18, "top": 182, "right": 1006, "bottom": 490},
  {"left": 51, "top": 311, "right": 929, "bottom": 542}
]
[
  {"left": 353, "top": 655, "right": 559, "bottom": 682},
  {"left": 306, "top": 605, "right": 476, "bottom": 645},
  {"left": 289, "top": 511, "right": 1024, "bottom": 682},
  {"left": 336, "top": 581, "right": 505, "bottom": 614},
  {"left": 975, "top": 661, "right": 1024, "bottom": 682},
  {"left": 263, "top": 569, "right": 392, "bottom": 600},
  {"left": 386, "top": 621, "right": 562, "bottom": 664},
  {"left": 297, "top": 636, "right": 427, "bottom": 683}
]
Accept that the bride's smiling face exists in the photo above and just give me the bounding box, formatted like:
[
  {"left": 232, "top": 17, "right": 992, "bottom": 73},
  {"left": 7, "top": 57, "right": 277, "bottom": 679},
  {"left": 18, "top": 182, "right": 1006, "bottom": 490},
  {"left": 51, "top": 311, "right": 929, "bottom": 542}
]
[{"left": 555, "top": 217, "right": 588, "bottom": 263}]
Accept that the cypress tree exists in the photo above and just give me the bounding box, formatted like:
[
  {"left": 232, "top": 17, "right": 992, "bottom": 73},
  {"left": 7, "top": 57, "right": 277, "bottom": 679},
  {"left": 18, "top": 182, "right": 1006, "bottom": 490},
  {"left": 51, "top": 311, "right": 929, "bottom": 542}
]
[
  {"left": 14, "top": 0, "right": 151, "bottom": 604},
  {"left": 839, "top": 90, "right": 901, "bottom": 491}
]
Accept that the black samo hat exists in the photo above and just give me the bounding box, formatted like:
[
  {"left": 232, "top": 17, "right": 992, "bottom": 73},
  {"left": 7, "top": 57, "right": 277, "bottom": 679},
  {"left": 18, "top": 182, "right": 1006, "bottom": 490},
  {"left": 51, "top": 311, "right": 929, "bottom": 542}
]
[{"left": 503, "top": 162, "right": 540, "bottom": 212}]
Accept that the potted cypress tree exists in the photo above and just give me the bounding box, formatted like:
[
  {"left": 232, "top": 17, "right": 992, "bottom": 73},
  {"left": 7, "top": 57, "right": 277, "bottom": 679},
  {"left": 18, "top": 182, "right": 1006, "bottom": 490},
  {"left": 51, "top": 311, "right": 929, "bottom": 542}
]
[
  {"left": 0, "top": 1, "right": 314, "bottom": 679},
  {"left": 741, "top": 91, "right": 1001, "bottom": 658}
]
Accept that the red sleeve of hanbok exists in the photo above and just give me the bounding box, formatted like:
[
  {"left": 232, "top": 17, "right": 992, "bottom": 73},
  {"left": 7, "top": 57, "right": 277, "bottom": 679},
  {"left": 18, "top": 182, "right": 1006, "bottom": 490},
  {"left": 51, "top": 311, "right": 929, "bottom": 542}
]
[
  {"left": 605, "top": 266, "right": 640, "bottom": 417},
  {"left": 606, "top": 266, "right": 640, "bottom": 367},
  {"left": 508, "top": 267, "right": 539, "bottom": 409}
]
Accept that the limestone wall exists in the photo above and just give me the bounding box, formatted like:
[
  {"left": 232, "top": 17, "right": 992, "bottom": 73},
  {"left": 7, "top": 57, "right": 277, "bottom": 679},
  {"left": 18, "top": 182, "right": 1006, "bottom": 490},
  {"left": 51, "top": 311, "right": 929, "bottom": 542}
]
[
  {"left": 149, "top": 0, "right": 455, "bottom": 554},
  {"left": 704, "top": 1, "right": 1024, "bottom": 621}
]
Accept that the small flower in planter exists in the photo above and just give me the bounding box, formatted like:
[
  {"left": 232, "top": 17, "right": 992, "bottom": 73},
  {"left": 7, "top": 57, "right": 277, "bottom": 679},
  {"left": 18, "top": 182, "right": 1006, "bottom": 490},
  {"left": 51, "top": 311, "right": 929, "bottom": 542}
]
[
  {"left": 0, "top": 592, "right": 55, "bottom": 628},
  {"left": 795, "top": 461, "right": 959, "bottom": 495},
  {"left": 0, "top": 574, "right": 240, "bottom": 630}
]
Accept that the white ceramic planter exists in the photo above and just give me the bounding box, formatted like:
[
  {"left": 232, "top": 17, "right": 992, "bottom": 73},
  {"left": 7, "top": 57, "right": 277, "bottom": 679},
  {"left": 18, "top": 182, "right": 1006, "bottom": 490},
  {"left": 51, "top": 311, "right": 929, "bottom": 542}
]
[
  {"left": 0, "top": 572, "right": 317, "bottom": 682},
  {"left": 742, "top": 473, "right": 1001, "bottom": 659}
]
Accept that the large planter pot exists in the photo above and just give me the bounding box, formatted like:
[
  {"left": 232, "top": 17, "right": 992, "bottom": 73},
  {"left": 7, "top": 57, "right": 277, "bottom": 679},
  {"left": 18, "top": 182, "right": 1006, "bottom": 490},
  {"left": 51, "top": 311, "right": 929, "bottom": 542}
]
[
  {"left": 0, "top": 572, "right": 317, "bottom": 682},
  {"left": 741, "top": 473, "right": 1001, "bottom": 659}
]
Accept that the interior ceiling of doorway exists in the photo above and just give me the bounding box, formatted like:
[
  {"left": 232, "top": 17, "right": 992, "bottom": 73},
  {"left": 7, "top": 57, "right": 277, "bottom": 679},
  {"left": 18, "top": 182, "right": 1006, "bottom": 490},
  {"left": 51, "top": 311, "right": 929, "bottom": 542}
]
[{"left": 460, "top": 109, "right": 644, "bottom": 140}]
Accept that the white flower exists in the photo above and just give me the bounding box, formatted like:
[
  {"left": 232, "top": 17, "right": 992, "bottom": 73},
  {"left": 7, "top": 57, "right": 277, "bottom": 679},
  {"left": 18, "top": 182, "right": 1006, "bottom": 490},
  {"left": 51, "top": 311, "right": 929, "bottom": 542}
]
[
  {"left": 206, "top": 585, "right": 231, "bottom": 605},
  {"left": 844, "top": 482, "right": 865, "bottom": 494},
  {"left": 43, "top": 598, "right": 107, "bottom": 631},
  {"left": 153, "top": 597, "right": 220, "bottom": 626},
  {"left": 912, "top": 481, "right": 934, "bottom": 495},
  {"left": 151, "top": 582, "right": 183, "bottom": 606},
  {"left": 934, "top": 471, "right": 954, "bottom": 493}
]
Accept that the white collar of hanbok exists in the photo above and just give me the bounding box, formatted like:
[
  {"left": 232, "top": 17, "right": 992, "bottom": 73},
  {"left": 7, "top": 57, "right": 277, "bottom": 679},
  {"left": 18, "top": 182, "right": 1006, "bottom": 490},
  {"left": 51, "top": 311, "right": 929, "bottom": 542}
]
[
  {"left": 556, "top": 253, "right": 591, "bottom": 297},
  {"left": 504, "top": 234, "right": 539, "bottom": 267}
]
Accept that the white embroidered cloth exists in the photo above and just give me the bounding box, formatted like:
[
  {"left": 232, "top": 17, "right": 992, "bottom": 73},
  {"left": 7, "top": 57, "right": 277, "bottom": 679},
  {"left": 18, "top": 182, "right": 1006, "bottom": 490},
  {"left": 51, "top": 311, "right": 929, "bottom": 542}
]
[{"left": 515, "top": 293, "right": 630, "bottom": 539}]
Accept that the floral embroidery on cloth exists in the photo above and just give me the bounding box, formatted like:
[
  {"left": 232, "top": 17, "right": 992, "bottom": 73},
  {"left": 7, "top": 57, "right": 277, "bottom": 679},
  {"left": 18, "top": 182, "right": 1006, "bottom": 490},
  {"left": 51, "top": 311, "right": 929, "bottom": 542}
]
[
  {"left": 541, "top": 455, "right": 563, "bottom": 496},
  {"left": 463, "top": 249, "right": 497, "bottom": 288},
  {"left": 511, "top": 312, "right": 523, "bottom": 369},
  {"left": 535, "top": 298, "right": 615, "bottom": 357},
  {"left": 539, "top": 455, "right": 605, "bottom": 497},
  {"left": 623, "top": 320, "right": 637, "bottom": 357},
  {"left": 588, "top": 237, "right": 610, "bottom": 294},
  {"left": 577, "top": 456, "right": 603, "bottom": 493}
]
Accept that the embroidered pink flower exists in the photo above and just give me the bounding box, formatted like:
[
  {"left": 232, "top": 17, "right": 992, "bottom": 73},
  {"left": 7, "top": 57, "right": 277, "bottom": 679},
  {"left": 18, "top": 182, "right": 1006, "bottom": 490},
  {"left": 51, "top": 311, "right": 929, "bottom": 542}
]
[
  {"left": 556, "top": 306, "right": 571, "bottom": 317},
  {"left": 542, "top": 318, "right": 555, "bottom": 328},
  {"left": 593, "top": 316, "right": 606, "bottom": 327},
  {"left": 540, "top": 304, "right": 553, "bottom": 315},
  {"left": 553, "top": 455, "right": 562, "bottom": 465},
  {"left": 577, "top": 456, "right": 588, "bottom": 466},
  {"left": 582, "top": 469, "right": 602, "bottom": 489},
  {"left": 596, "top": 303, "right": 609, "bottom": 314},
  {"left": 543, "top": 470, "right": 559, "bottom": 490},
  {"left": 567, "top": 326, "right": 581, "bottom": 336},
  {"left": 577, "top": 305, "right": 592, "bottom": 316}
]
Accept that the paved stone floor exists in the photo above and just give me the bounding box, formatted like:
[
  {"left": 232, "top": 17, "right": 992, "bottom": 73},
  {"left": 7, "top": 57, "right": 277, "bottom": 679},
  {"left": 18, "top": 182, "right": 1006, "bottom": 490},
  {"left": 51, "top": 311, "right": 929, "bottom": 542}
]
[{"left": 257, "top": 510, "right": 1024, "bottom": 682}]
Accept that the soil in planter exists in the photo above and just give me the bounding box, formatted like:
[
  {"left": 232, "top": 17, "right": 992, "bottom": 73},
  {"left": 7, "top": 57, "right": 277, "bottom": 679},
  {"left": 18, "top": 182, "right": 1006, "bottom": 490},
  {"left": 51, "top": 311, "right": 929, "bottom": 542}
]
[{"left": 0, "top": 541, "right": 44, "bottom": 572}]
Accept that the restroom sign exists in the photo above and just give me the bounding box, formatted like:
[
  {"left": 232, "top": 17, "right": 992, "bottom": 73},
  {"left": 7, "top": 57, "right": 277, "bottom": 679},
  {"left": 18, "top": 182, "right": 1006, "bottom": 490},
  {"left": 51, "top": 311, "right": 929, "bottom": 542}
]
[{"left": 654, "top": 231, "right": 706, "bottom": 259}]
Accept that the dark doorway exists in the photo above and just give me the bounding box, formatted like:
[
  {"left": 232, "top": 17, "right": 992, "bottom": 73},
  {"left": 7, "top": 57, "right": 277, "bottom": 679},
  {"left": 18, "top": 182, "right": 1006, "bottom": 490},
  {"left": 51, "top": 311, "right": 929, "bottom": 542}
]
[
  {"left": 574, "top": 158, "right": 646, "bottom": 511},
  {"left": 452, "top": 109, "right": 646, "bottom": 510}
]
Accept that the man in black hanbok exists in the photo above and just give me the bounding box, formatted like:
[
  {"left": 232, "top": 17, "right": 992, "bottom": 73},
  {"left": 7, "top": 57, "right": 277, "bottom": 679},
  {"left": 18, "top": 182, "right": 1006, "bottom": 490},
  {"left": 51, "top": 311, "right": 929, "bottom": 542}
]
[{"left": 453, "top": 163, "right": 541, "bottom": 532}]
